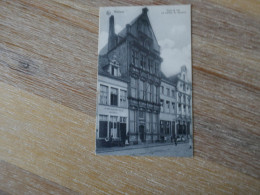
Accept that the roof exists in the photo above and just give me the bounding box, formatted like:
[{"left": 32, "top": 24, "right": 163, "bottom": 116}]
[{"left": 99, "top": 8, "right": 160, "bottom": 56}]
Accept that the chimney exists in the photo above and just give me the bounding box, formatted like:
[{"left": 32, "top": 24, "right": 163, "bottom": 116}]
[
  {"left": 108, "top": 15, "right": 117, "bottom": 51},
  {"left": 142, "top": 7, "right": 148, "bottom": 15}
]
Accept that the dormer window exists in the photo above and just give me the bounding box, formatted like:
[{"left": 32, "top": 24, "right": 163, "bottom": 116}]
[
  {"left": 109, "top": 57, "right": 121, "bottom": 77},
  {"left": 112, "top": 65, "right": 119, "bottom": 76}
]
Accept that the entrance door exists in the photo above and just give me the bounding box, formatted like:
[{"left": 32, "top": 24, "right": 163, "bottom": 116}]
[
  {"left": 139, "top": 125, "right": 145, "bottom": 142},
  {"left": 120, "top": 123, "right": 126, "bottom": 145},
  {"left": 172, "top": 122, "right": 175, "bottom": 138}
]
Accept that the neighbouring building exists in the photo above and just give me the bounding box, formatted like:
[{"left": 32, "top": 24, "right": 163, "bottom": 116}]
[
  {"left": 168, "top": 66, "right": 192, "bottom": 138},
  {"left": 159, "top": 72, "right": 177, "bottom": 142},
  {"left": 96, "top": 56, "right": 129, "bottom": 147}
]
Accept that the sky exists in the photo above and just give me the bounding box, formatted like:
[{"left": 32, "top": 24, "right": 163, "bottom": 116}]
[{"left": 98, "top": 5, "right": 191, "bottom": 81}]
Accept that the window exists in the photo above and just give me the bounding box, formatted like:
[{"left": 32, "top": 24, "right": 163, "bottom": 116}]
[
  {"left": 147, "top": 83, "right": 151, "bottom": 102},
  {"left": 153, "top": 86, "right": 157, "bottom": 103},
  {"left": 154, "top": 63, "right": 158, "bottom": 73},
  {"left": 132, "top": 50, "right": 138, "bottom": 66},
  {"left": 110, "top": 116, "right": 118, "bottom": 138},
  {"left": 160, "top": 99, "right": 164, "bottom": 112},
  {"left": 178, "top": 93, "right": 182, "bottom": 102},
  {"left": 146, "top": 112, "right": 151, "bottom": 133},
  {"left": 130, "top": 110, "right": 136, "bottom": 133},
  {"left": 172, "top": 102, "right": 175, "bottom": 113},
  {"left": 171, "top": 90, "right": 175, "bottom": 98},
  {"left": 166, "top": 101, "right": 170, "bottom": 113},
  {"left": 110, "top": 88, "right": 118, "bottom": 106},
  {"left": 140, "top": 54, "right": 145, "bottom": 69},
  {"left": 131, "top": 78, "right": 137, "bottom": 98},
  {"left": 150, "top": 61, "right": 154, "bottom": 74},
  {"left": 178, "top": 103, "right": 181, "bottom": 113},
  {"left": 161, "top": 86, "right": 164, "bottom": 94},
  {"left": 183, "top": 83, "right": 185, "bottom": 91},
  {"left": 153, "top": 113, "right": 157, "bottom": 133},
  {"left": 148, "top": 59, "right": 153, "bottom": 73},
  {"left": 120, "top": 90, "right": 127, "bottom": 107},
  {"left": 184, "top": 105, "right": 186, "bottom": 113},
  {"left": 99, "top": 115, "right": 108, "bottom": 138},
  {"left": 139, "top": 111, "right": 144, "bottom": 119},
  {"left": 139, "top": 80, "right": 144, "bottom": 100},
  {"left": 165, "top": 121, "right": 170, "bottom": 135},
  {"left": 100, "top": 85, "right": 108, "bottom": 105},
  {"left": 183, "top": 74, "right": 185, "bottom": 81},
  {"left": 166, "top": 88, "right": 170, "bottom": 96},
  {"left": 111, "top": 66, "right": 119, "bottom": 76}
]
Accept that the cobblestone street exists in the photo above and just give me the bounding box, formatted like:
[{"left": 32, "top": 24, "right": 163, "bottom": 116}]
[{"left": 97, "top": 142, "right": 193, "bottom": 157}]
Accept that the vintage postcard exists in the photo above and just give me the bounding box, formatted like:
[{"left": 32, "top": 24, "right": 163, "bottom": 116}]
[{"left": 96, "top": 5, "right": 192, "bottom": 157}]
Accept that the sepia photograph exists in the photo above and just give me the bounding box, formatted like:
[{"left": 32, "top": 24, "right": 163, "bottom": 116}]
[{"left": 96, "top": 5, "right": 192, "bottom": 157}]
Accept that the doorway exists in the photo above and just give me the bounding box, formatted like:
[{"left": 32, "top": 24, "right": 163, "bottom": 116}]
[{"left": 139, "top": 125, "right": 145, "bottom": 142}]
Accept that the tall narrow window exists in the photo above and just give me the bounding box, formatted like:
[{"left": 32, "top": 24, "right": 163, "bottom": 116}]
[
  {"left": 140, "top": 54, "right": 145, "bottom": 69},
  {"left": 178, "top": 103, "right": 181, "bottom": 113},
  {"left": 171, "top": 90, "right": 175, "bottom": 98},
  {"left": 132, "top": 50, "right": 138, "bottom": 66},
  {"left": 139, "top": 80, "right": 144, "bottom": 100},
  {"left": 111, "top": 66, "right": 119, "bottom": 76},
  {"left": 150, "top": 62, "right": 154, "bottom": 74},
  {"left": 166, "top": 101, "right": 170, "bottom": 113},
  {"left": 153, "top": 114, "right": 157, "bottom": 133},
  {"left": 160, "top": 99, "right": 164, "bottom": 112},
  {"left": 130, "top": 110, "right": 136, "bottom": 133},
  {"left": 110, "top": 116, "right": 118, "bottom": 138},
  {"left": 146, "top": 112, "right": 150, "bottom": 133},
  {"left": 120, "top": 89, "right": 127, "bottom": 107},
  {"left": 139, "top": 111, "right": 144, "bottom": 119},
  {"left": 100, "top": 85, "right": 108, "bottom": 105},
  {"left": 148, "top": 59, "right": 152, "bottom": 73},
  {"left": 131, "top": 78, "right": 137, "bottom": 98},
  {"left": 167, "top": 88, "right": 170, "bottom": 96},
  {"left": 161, "top": 86, "right": 164, "bottom": 94},
  {"left": 110, "top": 88, "right": 118, "bottom": 106},
  {"left": 156, "top": 87, "right": 159, "bottom": 103},
  {"left": 147, "top": 83, "right": 151, "bottom": 102},
  {"left": 153, "top": 85, "right": 157, "bottom": 103},
  {"left": 172, "top": 102, "right": 175, "bottom": 113},
  {"left": 99, "top": 115, "right": 108, "bottom": 138}
]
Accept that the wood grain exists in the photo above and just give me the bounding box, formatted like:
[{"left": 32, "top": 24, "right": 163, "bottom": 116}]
[
  {"left": 0, "top": 0, "right": 260, "bottom": 194},
  {"left": 0, "top": 160, "right": 79, "bottom": 195},
  {"left": 0, "top": 81, "right": 259, "bottom": 194}
]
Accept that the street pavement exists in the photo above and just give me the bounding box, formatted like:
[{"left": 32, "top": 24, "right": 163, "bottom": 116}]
[{"left": 96, "top": 142, "right": 193, "bottom": 157}]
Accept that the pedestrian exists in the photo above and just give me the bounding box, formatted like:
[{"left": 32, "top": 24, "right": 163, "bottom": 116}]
[{"left": 174, "top": 136, "right": 177, "bottom": 146}]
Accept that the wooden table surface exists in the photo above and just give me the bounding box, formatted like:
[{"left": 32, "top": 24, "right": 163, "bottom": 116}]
[{"left": 0, "top": 0, "right": 259, "bottom": 194}]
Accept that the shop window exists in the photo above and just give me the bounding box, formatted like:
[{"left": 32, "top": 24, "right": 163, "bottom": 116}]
[
  {"left": 99, "top": 115, "right": 108, "bottom": 138},
  {"left": 110, "top": 116, "right": 118, "bottom": 138}
]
